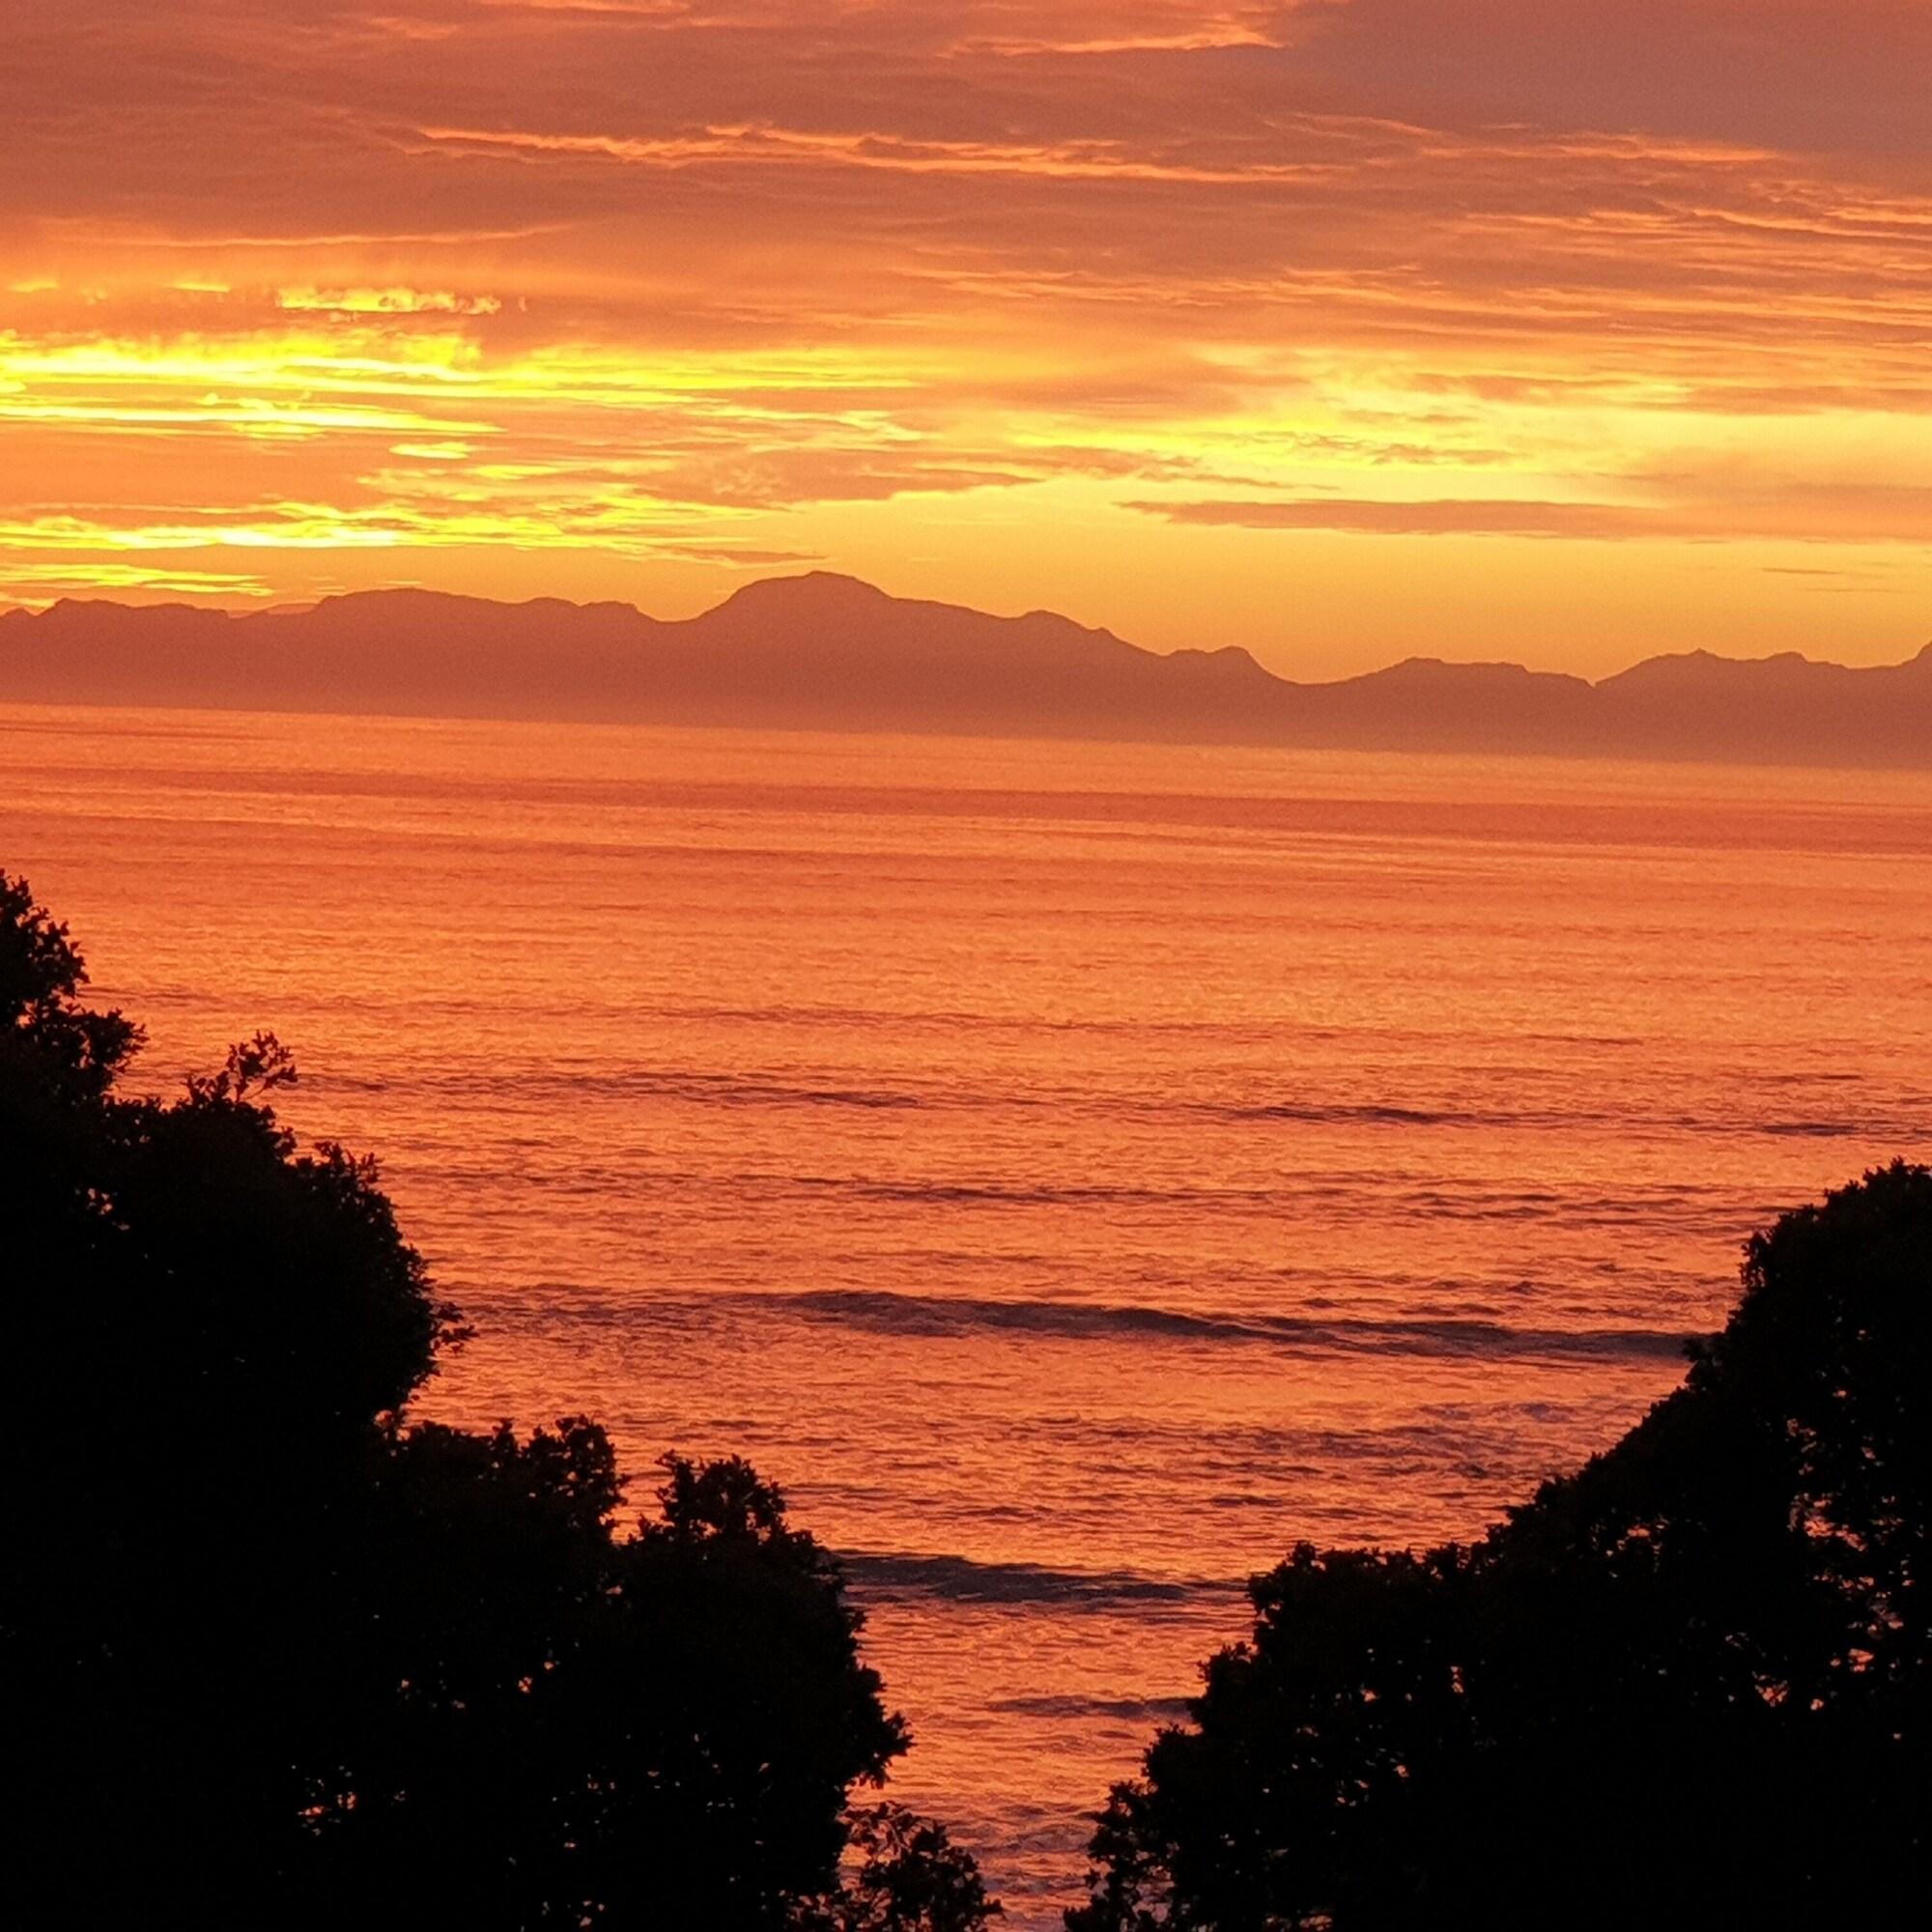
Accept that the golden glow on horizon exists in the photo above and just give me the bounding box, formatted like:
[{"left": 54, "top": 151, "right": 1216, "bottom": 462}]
[{"left": 2, "top": 1, "right": 1929, "bottom": 671}]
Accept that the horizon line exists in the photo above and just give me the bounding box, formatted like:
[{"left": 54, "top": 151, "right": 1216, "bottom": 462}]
[{"left": 7, "top": 569, "right": 1930, "bottom": 691}]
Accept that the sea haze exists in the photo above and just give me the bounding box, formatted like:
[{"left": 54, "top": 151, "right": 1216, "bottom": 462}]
[{"left": 5, "top": 704, "right": 1931, "bottom": 1924}]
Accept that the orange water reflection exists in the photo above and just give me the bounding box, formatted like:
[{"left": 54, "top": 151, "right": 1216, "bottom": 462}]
[{"left": 6, "top": 708, "right": 1930, "bottom": 1921}]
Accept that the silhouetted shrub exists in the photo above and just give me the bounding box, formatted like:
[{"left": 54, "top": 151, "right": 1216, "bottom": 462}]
[
  {"left": 0, "top": 874, "right": 993, "bottom": 1928},
  {"left": 796, "top": 1804, "right": 1005, "bottom": 1931},
  {"left": 1069, "top": 1163, "right": 1932, "bottom": 1930}
]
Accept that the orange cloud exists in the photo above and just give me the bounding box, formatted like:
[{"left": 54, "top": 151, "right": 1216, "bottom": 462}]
[
  {"left": 1130, "top": 488, "right": 1932, "bottom": 545},
  {"left": 0, "top": 2, "right": 1927, "bottom": 669}
]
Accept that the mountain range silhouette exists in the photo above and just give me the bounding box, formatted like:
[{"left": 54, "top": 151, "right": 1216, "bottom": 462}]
[{"left": 6, "top": 571, "right": 1931, "bottom": 766}]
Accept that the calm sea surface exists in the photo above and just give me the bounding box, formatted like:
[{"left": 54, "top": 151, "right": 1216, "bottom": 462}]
[{"left": 6, "top": 704, "right": 1931, "bottom": 1922}]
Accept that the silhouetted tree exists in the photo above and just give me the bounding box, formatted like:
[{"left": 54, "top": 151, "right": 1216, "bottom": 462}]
[
  {"left": 801, "top": 1805, "right": 1005, "bottom": 1931},
  {"left": 1069, "top": 1164, "right": 1932, "bottom": 1930},
  {"left": 0, "top": 874, "right": 993, "bottom": 1929}
]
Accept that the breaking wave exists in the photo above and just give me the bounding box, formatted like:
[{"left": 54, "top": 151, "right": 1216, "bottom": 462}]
[
  {"left": 842, "top": 1551, "right": 1238, "bottom": 1608},
  {"left": 784, "top": 1288, "right": 1693, "bottom": 1361}
]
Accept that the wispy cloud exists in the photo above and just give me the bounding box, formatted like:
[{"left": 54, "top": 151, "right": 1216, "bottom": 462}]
[{"left": 1, "top": 2, "right": 1928, "bottom": 663}]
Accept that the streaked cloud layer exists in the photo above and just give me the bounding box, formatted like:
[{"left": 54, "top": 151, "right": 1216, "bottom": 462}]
[{"left": 3, "top": 1, "right": 1928, "bottom": 669}]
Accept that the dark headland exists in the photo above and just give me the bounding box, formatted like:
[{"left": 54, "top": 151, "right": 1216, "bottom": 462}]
[{"left": 5, "top": 571, "right": 1931, "bottom": 768}]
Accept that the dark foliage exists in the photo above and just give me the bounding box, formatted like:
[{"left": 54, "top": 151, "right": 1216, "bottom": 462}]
[
  {"left": 1069, "top": 1163, "right": 1932, "bottom": 1930},
  {"left": 798, "top": 1804, "right": 1005, "bottom": 1931},
  {"left": 0, "top": 875, "right": 992, "bottom": 1929}
]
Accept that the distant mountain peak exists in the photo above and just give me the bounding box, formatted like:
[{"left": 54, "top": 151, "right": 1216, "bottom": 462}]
[
  {"left": 1605, "top": 646, "right": 1848, "bottom": 689},
  {"left": 312, "top": 585, "right": 449, "bottom": 611},
  {"left": 715, "top": 570, "right": 892, "bottom": 612},
  {"left": 1366, "top": 655, "right": 1577, "bottom": 686}
]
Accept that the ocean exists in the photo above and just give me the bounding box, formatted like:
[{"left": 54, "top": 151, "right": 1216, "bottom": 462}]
[{"left": 5, "top": 702, "right": 1929, "bottom": 1923}]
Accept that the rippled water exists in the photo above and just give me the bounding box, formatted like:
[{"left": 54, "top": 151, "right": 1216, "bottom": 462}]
[{"left": 5, "top": 704, "right": 1930, "bottom": 1923}]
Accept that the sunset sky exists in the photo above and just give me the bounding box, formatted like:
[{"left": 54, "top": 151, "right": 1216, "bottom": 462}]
[{"left": 5, "top": 1, "right": 1930, "bottom": 675}]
